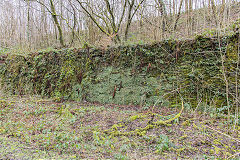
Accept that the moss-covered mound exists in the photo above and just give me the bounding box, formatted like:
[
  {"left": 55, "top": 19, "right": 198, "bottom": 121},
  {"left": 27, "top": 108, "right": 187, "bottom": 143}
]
[{"left": 0, "top": 33, "right": 239, "bottom": 109}]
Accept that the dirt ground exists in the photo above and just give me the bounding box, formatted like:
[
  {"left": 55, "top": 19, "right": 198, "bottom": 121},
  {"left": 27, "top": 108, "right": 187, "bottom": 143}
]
[{"left": 0, "top": 93, "right": 239, "bottom": 159}]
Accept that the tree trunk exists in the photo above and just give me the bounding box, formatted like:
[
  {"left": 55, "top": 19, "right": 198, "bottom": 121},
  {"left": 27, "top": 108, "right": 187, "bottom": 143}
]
[
  {"left": 49, "top": 0, "right": 65, "bottom": 47},
  {"left": 210, "top": 0, "right": 218, "bottom": 27},
  {"left": 185, "top": 0, "right": 189, "bottom": 35},
  {"left": 174, "top": 0, "right": 184, "bottom": 31}
]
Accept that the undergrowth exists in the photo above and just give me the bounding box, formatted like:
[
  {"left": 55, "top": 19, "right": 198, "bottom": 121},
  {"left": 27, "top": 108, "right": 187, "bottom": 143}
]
[{"left": 0, "top": 96, "right": 239, "bottom": 159}]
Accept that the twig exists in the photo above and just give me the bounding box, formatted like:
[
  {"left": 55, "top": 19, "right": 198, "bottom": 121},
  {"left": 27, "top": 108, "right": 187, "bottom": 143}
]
[
  {"left": 227, "top": 151, "right": 240, "bottom": 160},
  {"left": 152, "top": 85, "right": 189, "bottom": 110},
  {"left": 205, "top": 125, "right": 240, "bottom": 143},
  {"left": 194, "top": 98, "right": 202, "bottom": 113}
]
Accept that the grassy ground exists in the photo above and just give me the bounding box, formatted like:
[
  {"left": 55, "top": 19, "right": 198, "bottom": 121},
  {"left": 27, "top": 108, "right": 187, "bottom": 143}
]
[{"left": 0, "top": 93, "right": 239, "bottom": 159}]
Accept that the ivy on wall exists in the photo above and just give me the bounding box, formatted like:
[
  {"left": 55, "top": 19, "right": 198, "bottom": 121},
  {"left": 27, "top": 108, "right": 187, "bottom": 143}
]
[{"left": 0, "top": 33, "right": 239, "bottom": 109}]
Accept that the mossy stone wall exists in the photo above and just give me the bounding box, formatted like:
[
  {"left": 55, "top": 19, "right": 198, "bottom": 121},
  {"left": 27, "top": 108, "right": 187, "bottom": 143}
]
[{"left": 0, "top": 33, "right": 239, "bottom": 108}]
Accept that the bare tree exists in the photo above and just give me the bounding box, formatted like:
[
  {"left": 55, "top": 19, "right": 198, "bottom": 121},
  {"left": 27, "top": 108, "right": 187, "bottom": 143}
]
[
  {"left": 0, "top": 0, "right": 239, "bottom": 49},
  {"left": 75, "top": 0, "right": 145, "bottom": 43},
  {"left": 124, "top": 0, "right": 146, "bottom": 40},
  {"left": 174, "top": 0, "right": 184, "bottom": 31},
  {"left": 33, "top": 0, "right": 65, "bottom": 47}
]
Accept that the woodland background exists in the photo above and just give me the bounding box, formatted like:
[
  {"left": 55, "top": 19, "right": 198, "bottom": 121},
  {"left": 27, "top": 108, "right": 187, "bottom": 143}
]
[{"left": 0, "top": 0, "right": 239, "bottom": 52}]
